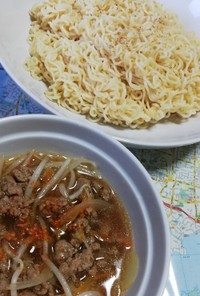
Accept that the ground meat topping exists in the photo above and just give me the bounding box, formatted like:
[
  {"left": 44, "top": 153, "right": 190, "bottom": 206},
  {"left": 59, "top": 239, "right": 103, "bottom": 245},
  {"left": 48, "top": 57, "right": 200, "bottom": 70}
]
[
  {"left": 59, "top": 248, "right": 95, "bottom": 280},
  {"left": 0, "top": 175, "right": 23, "bottom": 197},
  {"left": 54, "top": 239, "right": 76, "bottom": 265},
  {"left": 33, "top": 282, "right": 55, "bottom": 296},
  {"left": 0, "top": 195, "right": 29, "bottom": 221},
  {"left": 12, "top": 166, "right": 32, "bottom": 183},
  {"left": 0, "top": 166, "right": 31, "bottom": 221},
  {"left": 39, "top": 196, "right": 69, "bottom": 218},
  {"left": 91, "top": 179, "right": 114, "bottom": 201}
]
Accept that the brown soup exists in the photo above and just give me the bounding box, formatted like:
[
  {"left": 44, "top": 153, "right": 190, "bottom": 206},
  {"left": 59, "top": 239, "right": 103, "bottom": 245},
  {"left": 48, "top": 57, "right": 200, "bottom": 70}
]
[{"left": 0, "top": 151, "right": 138, "bottom": 296}]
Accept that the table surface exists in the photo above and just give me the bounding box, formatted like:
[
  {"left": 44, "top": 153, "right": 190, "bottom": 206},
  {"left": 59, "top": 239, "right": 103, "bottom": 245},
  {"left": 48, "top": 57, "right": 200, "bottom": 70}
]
[{"left": 1, "top": 63, "right": 200, "bottom": 296}]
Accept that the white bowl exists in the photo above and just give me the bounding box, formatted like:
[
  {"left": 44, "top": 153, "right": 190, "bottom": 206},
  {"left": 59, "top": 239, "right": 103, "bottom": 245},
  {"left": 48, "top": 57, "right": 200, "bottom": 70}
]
[{"left": 0, "top": 114, "right": 170, "bottom": 296}]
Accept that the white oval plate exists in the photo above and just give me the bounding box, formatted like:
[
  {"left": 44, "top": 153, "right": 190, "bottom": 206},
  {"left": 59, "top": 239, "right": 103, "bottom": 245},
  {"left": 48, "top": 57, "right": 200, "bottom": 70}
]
[{"left": 0, "top": 0, "right": 200, "bottom": 148}]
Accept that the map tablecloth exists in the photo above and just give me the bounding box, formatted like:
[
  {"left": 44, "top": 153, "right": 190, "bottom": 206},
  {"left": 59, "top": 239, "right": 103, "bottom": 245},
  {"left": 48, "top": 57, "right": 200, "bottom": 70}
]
[{"left": 1, "top": 64, "right": 200, "bottom": 296}]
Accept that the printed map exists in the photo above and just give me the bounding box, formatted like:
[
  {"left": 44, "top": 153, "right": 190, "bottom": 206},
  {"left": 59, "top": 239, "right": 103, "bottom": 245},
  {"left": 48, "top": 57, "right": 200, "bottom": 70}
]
[
  {"left": 1, "top": 64, "right": 200, "bottom": 296},
  {"left": 133, "top": 148, "right": 200, "bottom": 296}
]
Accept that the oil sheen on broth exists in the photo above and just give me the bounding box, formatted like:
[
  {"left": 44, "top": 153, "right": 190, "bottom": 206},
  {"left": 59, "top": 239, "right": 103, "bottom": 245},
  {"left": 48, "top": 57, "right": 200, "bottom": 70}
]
[{"left": 0, "top": 151, "right": 138, "bottom": 296}]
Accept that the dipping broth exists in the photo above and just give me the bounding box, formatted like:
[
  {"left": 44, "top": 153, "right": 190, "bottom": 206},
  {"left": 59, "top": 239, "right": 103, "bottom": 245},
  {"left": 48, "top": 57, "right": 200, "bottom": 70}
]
[{"left": 0, "top": 151, "right": 138, "bottom": 296}]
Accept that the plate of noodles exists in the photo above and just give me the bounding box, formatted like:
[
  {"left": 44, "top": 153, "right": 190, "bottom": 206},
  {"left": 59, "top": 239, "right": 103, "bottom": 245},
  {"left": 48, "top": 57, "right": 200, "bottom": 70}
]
[{"left": 0, "top": 0, "right": 200, "bottom": 148}]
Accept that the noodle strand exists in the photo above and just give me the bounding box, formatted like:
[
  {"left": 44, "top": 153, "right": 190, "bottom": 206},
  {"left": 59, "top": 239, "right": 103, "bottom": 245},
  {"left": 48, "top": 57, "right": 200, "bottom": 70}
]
[{"left": 26, "top": 0, "right": 200, "bottom": 128}]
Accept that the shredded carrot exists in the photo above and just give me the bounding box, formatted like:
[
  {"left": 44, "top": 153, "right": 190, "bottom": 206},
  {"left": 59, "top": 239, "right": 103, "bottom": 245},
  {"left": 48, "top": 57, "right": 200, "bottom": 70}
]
[
  {"left": 31, "top": 179, "right": 41, "bottom": 190},
  {"left": 68, "top": 212, "right": 85, "bottom": 231},
  {"left": 52, "top": 199, "right": 108, "bottom": 228},
  {"left": 42, "top": 167, "right": 55, "bottom": 185},
  {"left": 51, "top": 202, "right": 85, "bottom": 228}
]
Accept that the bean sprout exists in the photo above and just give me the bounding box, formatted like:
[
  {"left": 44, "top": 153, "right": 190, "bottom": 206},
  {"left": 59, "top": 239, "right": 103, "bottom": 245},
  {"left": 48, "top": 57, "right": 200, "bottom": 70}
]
[
  {"left": 25, "top": 156, "right": 49, "bottom": 199},
  {"left": 10, "top": 258, "right": 24, "bottom": 296},
  {"left": 42, "top": 255, "right": 72, "bottom": 296}
]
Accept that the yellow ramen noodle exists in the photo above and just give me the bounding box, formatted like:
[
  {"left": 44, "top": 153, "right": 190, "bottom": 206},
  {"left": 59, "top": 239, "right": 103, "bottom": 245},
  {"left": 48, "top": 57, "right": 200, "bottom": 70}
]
[{"left": 26, "top": 0, "right": 200, "bottom": 128}]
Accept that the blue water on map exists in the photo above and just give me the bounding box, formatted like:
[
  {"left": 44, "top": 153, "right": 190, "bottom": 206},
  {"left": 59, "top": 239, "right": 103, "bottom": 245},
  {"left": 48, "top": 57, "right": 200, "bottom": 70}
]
[{"left": 170, "top": 235, "right": 200, "bottom": 296}]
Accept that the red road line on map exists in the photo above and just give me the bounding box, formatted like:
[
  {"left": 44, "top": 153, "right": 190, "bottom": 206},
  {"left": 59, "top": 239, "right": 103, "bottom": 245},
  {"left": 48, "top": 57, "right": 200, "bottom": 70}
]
[{"left": 163, "top": 201, "right": 200, "bottom": 224}]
